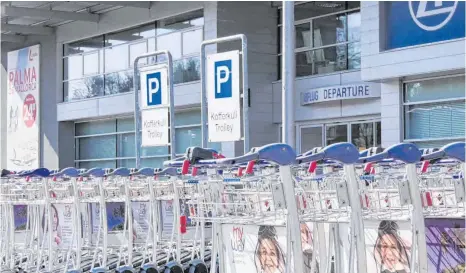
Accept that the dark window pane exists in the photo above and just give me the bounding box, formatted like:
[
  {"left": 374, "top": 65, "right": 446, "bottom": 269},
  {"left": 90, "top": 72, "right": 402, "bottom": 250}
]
[
  {"left": 175, "top": 127, "right": 201, "bottom": 154},
  {"left": 64, "top": 76, "right": 104, "bottom": 101},
  {"left": 351, "top": 123, "right": 374, "bottom": 150},
  {"left": 314, "top": 45, "right": 347, "bottom": 74},
  {"left": 141, "top": 157, "right": 168, "bottom": 168},
  {"left": 326, "top": 124, "right": 347, "bottom": 145},
  {"left": 375, "top": 122, "right": 382, "bottom": 147},
  {"left": 104, "top": 71, "right": 133, "bottom": 95},
  {"left": 78, "top": 160, "right": 116, "bottom": 169},
  {"left": 105, "top": 23, "right": 155, "bottom": 46},
  {"left": 117, "top": 133, "right": 135, "bottom": 158},
  {"left": 295, "top": 2, "right": 346, "bottom": 21},
  {"left": 301, "top": 127, "right": 323, "bottom": 153},
  {"left": 117, "top": 118, "right": 134, "bottom": 132},
  {"left": 173, "top": 56, "right": 201, "bottom": 84},
  {"left": 347, "top": 1, "right": 361, "bottom": 9},
  {"left": 156, "top": 9, "right": 203, "bottom": 35},
  {"left": 348, "top": 42, "right": 361, "bottom": 69},
  {"left": 118, "top": 159, "right": 135, "bottom": 168},
  {"left": 312, "top": 14, "right": 346, "bottom": 47},
  {"left": 296, "top": 51, "right": 314, "bottom": 77},
  {"left": 64, "top": 36, "right": 104, "bottom": 55},
  {"left": 174, "top": 110, "right": 201, "bottom": 126},
  {"left": 296, "top": 23, "right": 311, "bottom": 48}
]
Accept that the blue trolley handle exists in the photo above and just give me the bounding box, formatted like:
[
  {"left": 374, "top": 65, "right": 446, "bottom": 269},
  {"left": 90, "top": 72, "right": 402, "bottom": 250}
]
[
  {"left": 197, "top": 143, "right": 296, "bottom": 166},
  {"left": 18, "top": 168, "right": 50, "bottom": 178},
  {"left": 80, "top": 168, "right": 105, "bottom": 178},
  {"left": 130, "top": 167, "right": 155, "bottom": 177},
  {"left": 155, "top": 167, "right": 178, "bottom": 176},
  {"left": 297, "top": 142, "right": 360, "bottom": 164},
  {"left": 359, "top": 143, "right": 421, "bottom": 164},
  {"left": 421, "top": 142, "right": 465, "bottom": 163}
]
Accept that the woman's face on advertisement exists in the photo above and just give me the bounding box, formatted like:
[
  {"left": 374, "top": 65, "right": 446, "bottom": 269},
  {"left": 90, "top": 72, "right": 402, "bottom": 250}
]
[
  {"left": 300, "top": 224, "right": 310, "bottom": 249},
  {"left": 379, "top": 234, "right": 402, "bottom": 270},
  {"left": 259, "top": 238, "right": 279, "bottom": 273},
  {"left": 53, "top": 209, "right": 58, "bottom": 227}
]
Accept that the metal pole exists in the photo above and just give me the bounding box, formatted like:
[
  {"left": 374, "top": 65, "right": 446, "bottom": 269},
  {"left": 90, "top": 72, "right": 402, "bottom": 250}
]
[
  {"left": 133, "top": 50, "right": 175, "bottom": 168},
  {"left": 200, "top": 34, "right": 249, "bottom": 154},
  {"left": 282, "top": 1, "right": 296, "bottom": 149}
]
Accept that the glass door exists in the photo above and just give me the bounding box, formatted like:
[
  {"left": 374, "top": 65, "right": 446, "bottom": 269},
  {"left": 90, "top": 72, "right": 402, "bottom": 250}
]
[
  {"left": 325, "top": 124, "right": 348, "bottom": 145},
  {"left": 299, "top": 125, "right": 324, "bottom": 154}
]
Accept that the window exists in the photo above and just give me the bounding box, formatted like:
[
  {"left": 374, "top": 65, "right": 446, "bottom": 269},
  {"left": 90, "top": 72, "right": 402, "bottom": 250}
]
[
  {"left": 403, "top": 75, "right": 465, "bottom": 148},
  {"left": 278, "top": 1, "right": 360, "bottom": 78},
  {"left": 74, "top": 110, "right": 221, "bottom": 168},
  {"left": 298, "top": 120, "right": 381, "bottom": 153},
  {"left": 63, "top": 10, "right": 204, "bottom": 102}
]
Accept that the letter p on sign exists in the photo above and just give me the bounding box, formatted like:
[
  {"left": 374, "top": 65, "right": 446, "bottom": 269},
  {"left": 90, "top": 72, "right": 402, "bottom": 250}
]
[
  {"left": 214, "top": 60, "right": 232, "bottom": 99},
  {"left": 146, "top": 72, "right": 162, "bottom": 106}
]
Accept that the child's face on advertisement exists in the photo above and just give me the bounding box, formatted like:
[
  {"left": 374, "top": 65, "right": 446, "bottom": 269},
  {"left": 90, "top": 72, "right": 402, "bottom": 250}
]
[{"left": 259, "top": 238, "right": 279, "bottom": 273}]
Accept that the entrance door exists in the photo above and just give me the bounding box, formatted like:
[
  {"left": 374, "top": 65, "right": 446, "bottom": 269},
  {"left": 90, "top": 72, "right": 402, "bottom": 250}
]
[{"left": 299, "top": 125, "right": 324, "bottom": 154}]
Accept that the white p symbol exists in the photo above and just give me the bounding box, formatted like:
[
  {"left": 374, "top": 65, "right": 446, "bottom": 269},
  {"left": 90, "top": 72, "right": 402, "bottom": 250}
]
[
  {"left": 148, "top": 77, "right": 159, "bottom": 104},
  {"left": 216, "top": 65, "right": 230, "bottom": 94}
]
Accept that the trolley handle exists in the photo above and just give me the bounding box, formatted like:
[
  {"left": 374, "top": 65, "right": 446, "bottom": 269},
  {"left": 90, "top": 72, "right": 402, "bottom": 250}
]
[
  {"left": 130, "top": 167, "right": 154, "bottom": 177},
  {"left": 51, "top": 167, "right": 80, "bottom": 178},
  {"left": 421, "top": 142, "right": 465, "bottom": 162},
  {"left": 155, "top": 167, "right": 178, "bottom": 176},
  {"left": 80, "top": 167, "right": 105, "bottom": 177},
  {"left": 18, "top": 168, "right": 50, "bottom": 178},
  {"left": 105, "top": 167, "right": 131, "bottom": 177},
  {"left": 359, "top": 143, "right": 421, "bottom": 164},
  {"left": 297, "top": 142, "right": 359, "bottom": 164},
  {"left": 198, "top": 143, "right": 296, "bottom": 166}
]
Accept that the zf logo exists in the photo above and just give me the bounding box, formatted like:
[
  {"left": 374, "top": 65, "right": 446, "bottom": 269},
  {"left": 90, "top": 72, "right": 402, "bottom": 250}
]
[
  {"left": 409, "top": 1, "right": 458, "bottom": 31},
  {"left": 146, "top": 72, "right": 162, "bottom": 106},
  {"left": 214, "top": 60, "right": 232, "bottom": 99}
]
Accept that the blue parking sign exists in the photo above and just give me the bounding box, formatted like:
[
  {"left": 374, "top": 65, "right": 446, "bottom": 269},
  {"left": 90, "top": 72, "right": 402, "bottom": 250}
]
[
  {"left": 214, "top": 60, "right": 232, "bottom": 99},
  {"left": 146, "top": 72, "right": 162, "bottom": 106}
]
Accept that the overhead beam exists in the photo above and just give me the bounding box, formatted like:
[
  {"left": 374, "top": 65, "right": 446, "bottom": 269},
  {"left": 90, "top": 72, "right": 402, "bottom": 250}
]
[
  {"left": 86, "top": 1, "right": 151, "bottom": 9},
  {"left": 1, "top": 34, "right": 25, "bottom": 43},
  {"left": 2, "top": 6, "right": 100, "bottom": 23},
  {"left": 2, "top": 23, "right": 54, "bottom": 35}
]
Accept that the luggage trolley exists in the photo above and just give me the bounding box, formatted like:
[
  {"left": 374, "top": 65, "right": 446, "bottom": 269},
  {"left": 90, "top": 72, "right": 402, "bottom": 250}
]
[
  {"left": 294, "top": 143, "right": 367, "bottom": 273},
  {"left": 358, "top": 143, "right": 427, "bottom": 273},
  {"left": 418, "top": 142, "right": 465, "bottom": 218},
  {"left": 0, "top": 169, "right": 50, "bottom": 273},
  {"left": 165, "top": 143, "right": 305, "bottom": 273}
]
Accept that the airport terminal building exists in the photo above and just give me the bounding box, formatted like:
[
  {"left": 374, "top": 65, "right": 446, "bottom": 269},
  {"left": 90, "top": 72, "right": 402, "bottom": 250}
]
[{"left": 1, "top": 1, "right": 464, "bottom": 170}]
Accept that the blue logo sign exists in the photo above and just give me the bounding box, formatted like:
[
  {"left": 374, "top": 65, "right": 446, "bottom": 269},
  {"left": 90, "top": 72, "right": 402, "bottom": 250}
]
[
  {"left": 146, "top": 72, "right": 162, "bottom": 106},
  {"left": 214, "top": 60, "right": 232, "bottom": 99},
  {"left": 385, "top": 1, "right": 465, "bottom": 50}
]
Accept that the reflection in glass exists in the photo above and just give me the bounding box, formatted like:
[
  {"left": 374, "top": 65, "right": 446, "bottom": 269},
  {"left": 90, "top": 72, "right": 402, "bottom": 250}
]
[
  {"left": 106, "top": 23, "right": 155, "bottom": 46},
  {"left": 295, "top": 2, "right": 346, "bottom": 21},
  {"left": 64, "top": 35, "right": 104, "bottom": 55},
  {"left": 314, "top": 45, "right": 347, "bottom": 75},
  {"left": 64, "top": 55, "right": 83, "bottom": 80},
  {"left": 175, "top": 127, "right": 201, "bottom": 154},
  {"left": 78, "top": 160, "right": 116, "bottom": 169},
  {"left": 301, "top": 127, "right": 323, "bottom": 153},
  {"left": 404, "top": 76, "right": 465, "bottom": 103},
  {"left": 347, "top": 12, "right": 361, "bottom": 42},
  {"left": 104, "top": 71, "right": 133, "bottom": 95},
  {"left": 326, "top": 124, "right": 347, "bottom": 145},
  {"left": 78, "top": 135, "right": 116, "bottom": 160},
  {"left": 296, "top": 51, "right": 314, "bottom": 77},
  {"left": 141, "top": 157, "right": 168, "bottom": 168},
  {"left": 104, "top": 44, "right": 129, "bottom": 72},
  {"left": 156, "top": 10, "right": 203, "bottom": 35},
  {"left": 404, "top": 101, "right": 465, "bottom": 140},
  {"left": 312, "top": 14, "right": 346, "bottom": 47},
  {"left": 117, "top": 133, "right": 135, "bottom": 158},
  {"left": 351, "top": 123, "right": 374, "bottom": 150},
  {"left": 117, "top": 159, "right": 135, "bottom": 168},
  {"left": 64, "top": 76, "right": 104, "bottom": 101},
  {"left": 348, "top": 42, "right": 360, "bottom": 69},
  {"left": 75, "top": 119, "right": 116, "bottom": 136},
  {"left": 173, "top": 57, "right": 201, "bottom": 84},
  {"left": 296, "top": 23, "right": 311, "bottom": 48},
  {"left": 83, "top": 52, "right": 99, "bottom": 75}
]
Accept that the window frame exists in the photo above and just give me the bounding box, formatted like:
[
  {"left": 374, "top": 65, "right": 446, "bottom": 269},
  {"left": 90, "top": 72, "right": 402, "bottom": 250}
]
[
  {"left": 277, "top": 2, "right": 361, "bottom": 79},
  {"left": 402, "top": 74, "right": 465, "bottom": 145},
  {"left": 63, "top": 12, "right": 204, "bottom": 102}
]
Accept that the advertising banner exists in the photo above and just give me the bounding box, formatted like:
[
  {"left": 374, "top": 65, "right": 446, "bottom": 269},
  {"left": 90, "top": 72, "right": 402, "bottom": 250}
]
[
  {"left": 7, "top": 45, "right": 40, "bottom": 170},
  {"left": 222, "top": 224, "right": 287, "bottom": 273},
  {"left": 207, "top": 51, "right": 241, "bottom": 142},
  {"left": 425, "top": 218, "right": 465, "bottom": 273}
]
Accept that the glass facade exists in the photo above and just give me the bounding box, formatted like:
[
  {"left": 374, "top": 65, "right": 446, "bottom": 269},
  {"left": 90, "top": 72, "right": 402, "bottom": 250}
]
[
  {"left": 278, "top": 1, "right": 360, "bottom": 78},
  {"left": 403, "top": 75, "right": 465, "bottom": 148},
  {"left": 63, "top": 10, "right": 203, "bottom": 102},
  {"left": 299, "top": 120, "right": 381, "bottom": 153},
  {"left": 74, "top": 110, "right": 221, "bottom": 168}
]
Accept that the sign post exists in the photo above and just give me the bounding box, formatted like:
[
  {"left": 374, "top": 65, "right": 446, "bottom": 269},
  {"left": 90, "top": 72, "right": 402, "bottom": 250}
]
[
  {"left": 200, "top": 34, "right": 249, "bottom": 154},
  {"left": 133, "top": 51, "right": 175, "bottom": 168}
]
